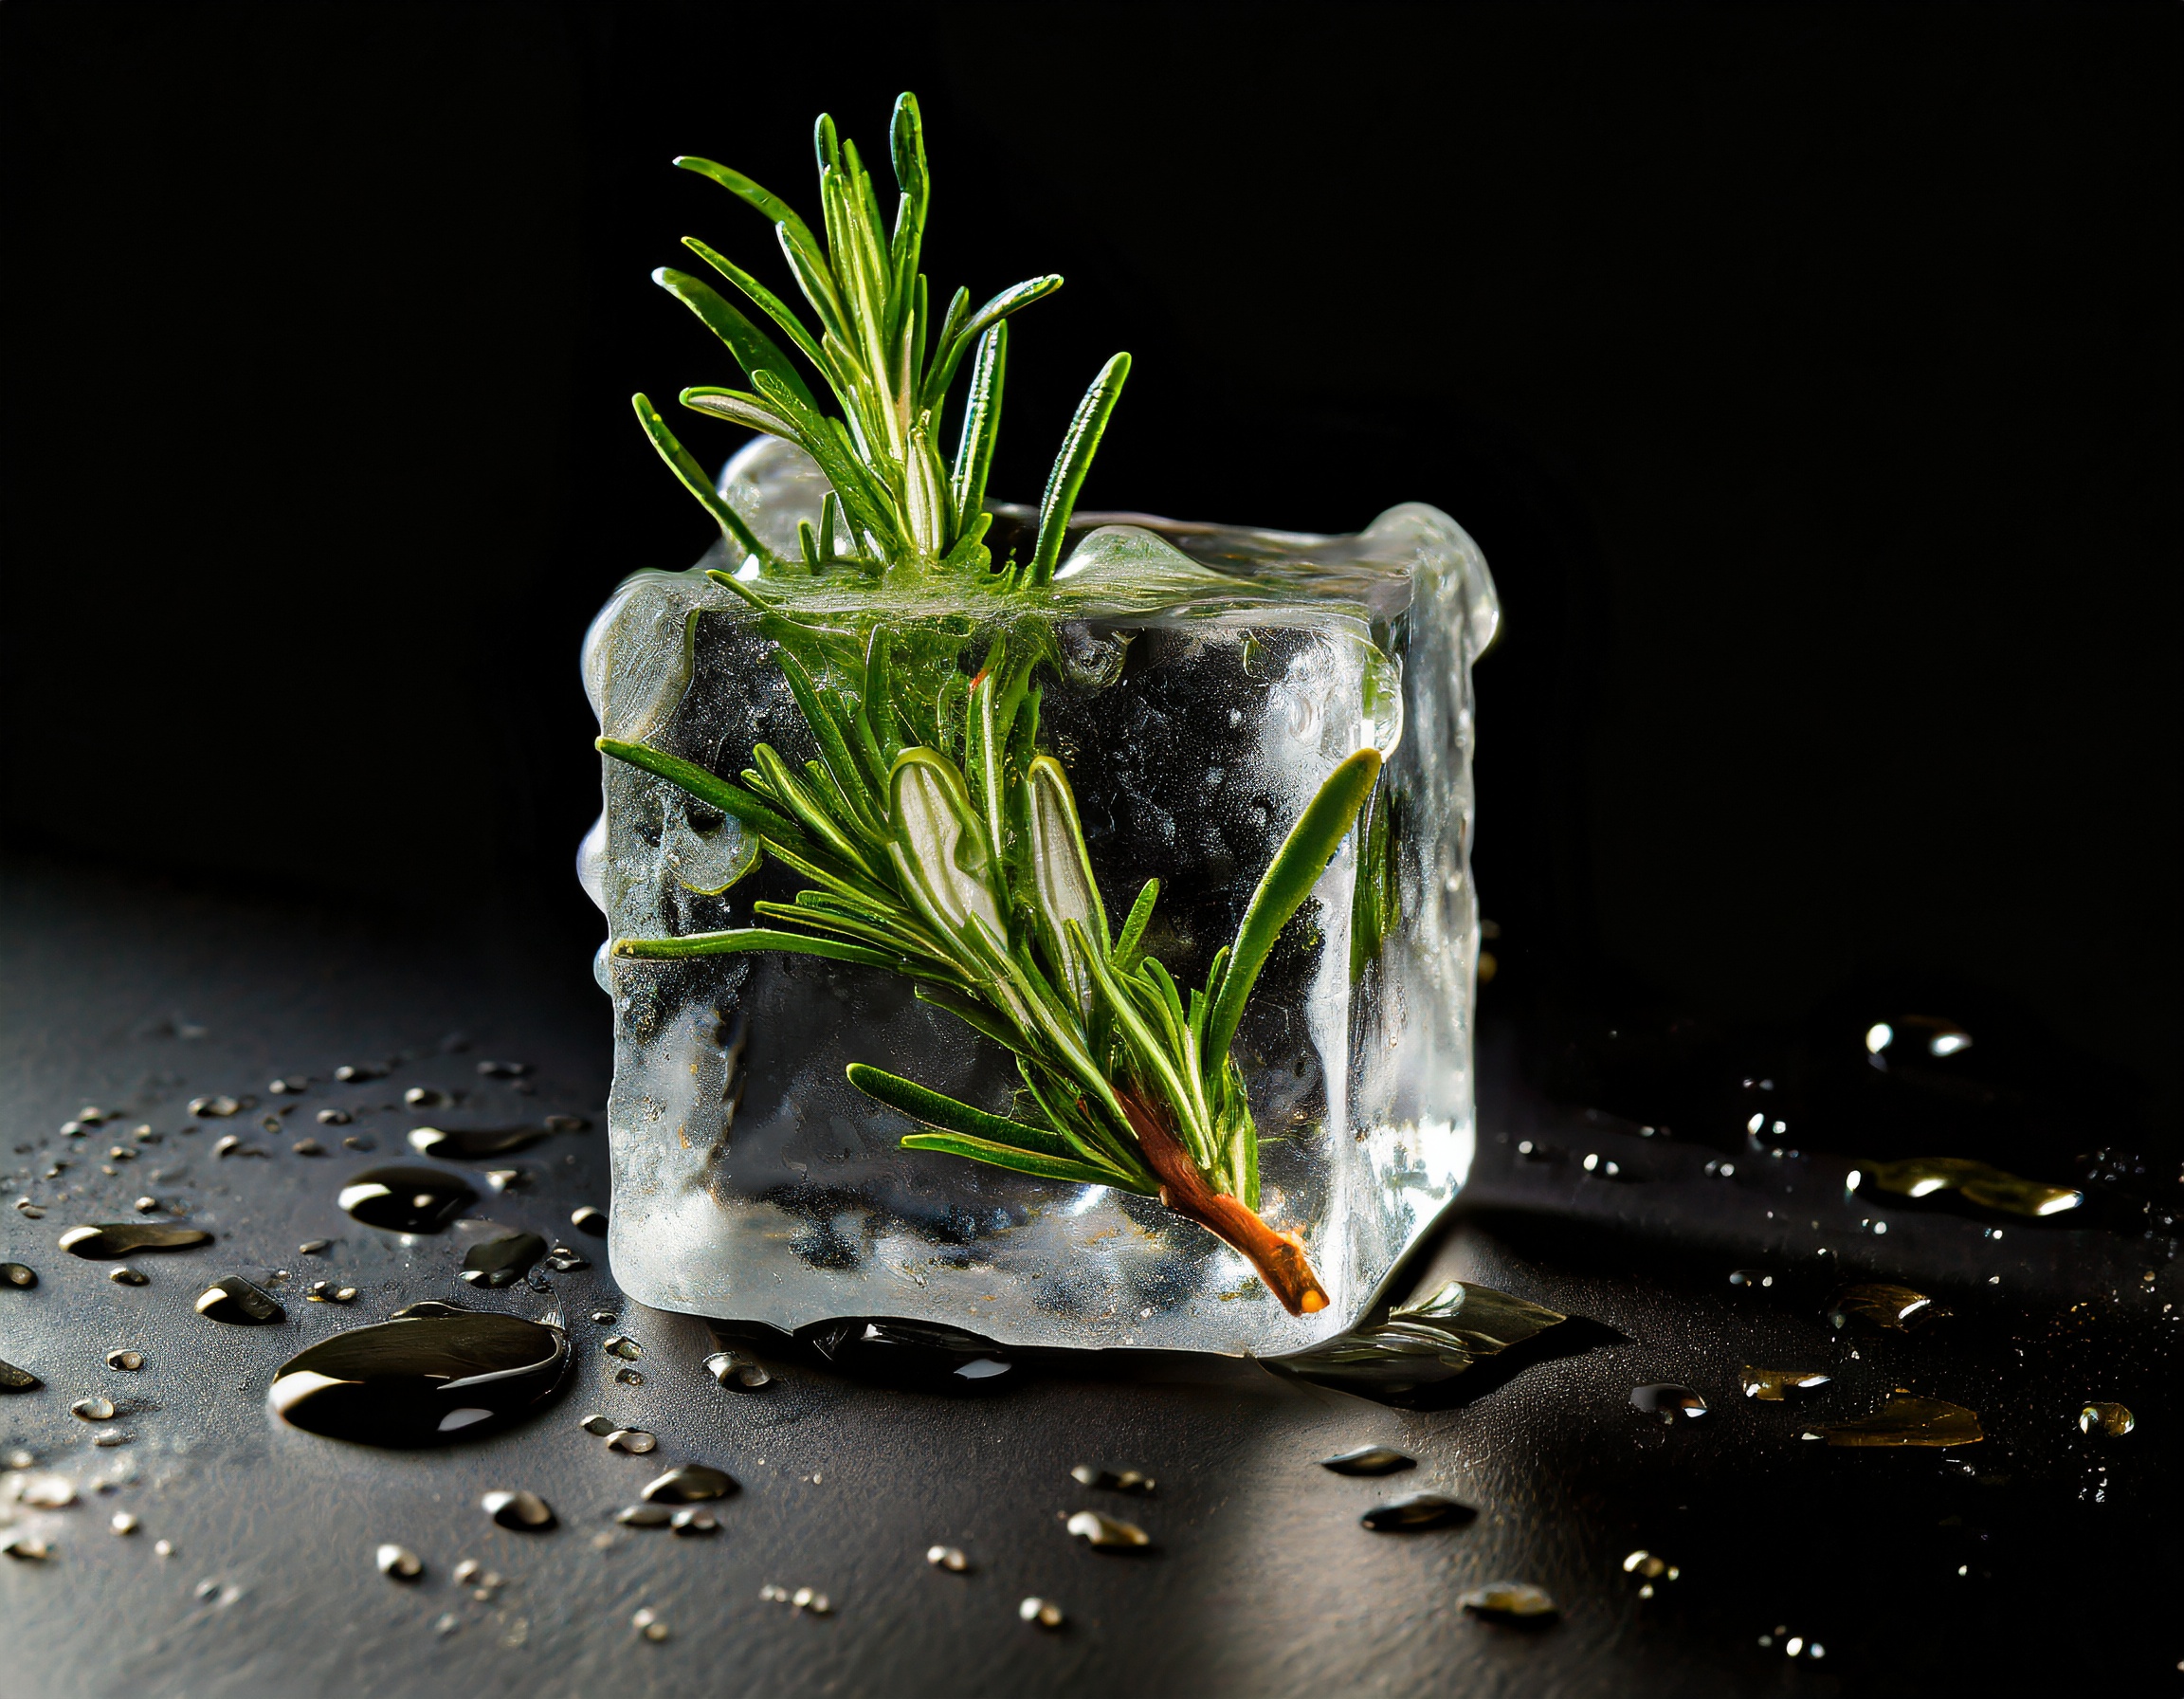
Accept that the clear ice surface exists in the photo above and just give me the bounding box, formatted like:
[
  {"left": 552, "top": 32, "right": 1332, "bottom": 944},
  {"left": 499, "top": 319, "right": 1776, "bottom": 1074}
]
[{"left": 581, "top": 436, "right": 1498, "bottom": 1354}]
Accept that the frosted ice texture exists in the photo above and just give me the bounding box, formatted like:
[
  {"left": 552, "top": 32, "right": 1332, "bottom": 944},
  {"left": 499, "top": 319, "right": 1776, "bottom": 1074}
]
[{"left": 581, "top": 438, "right": 1498, "bottom": 1354}]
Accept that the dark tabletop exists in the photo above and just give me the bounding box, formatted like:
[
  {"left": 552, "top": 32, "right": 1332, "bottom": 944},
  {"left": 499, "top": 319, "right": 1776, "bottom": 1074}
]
[{"left": 2, "top": 850, "right": 2174, "bottom": 1699}]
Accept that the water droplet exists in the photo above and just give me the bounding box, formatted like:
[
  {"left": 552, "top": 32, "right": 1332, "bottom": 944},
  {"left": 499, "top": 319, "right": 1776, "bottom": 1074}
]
[
  {"left": 0, "top": 1358, "right": 43, "bottom": 1393},
  {"left": 542, "top": 1115, "right": 588, "bottom": 1135},
  {"left": 616, "top": 1367, "right": 644, "bottom": 1385},
  {"left": 154, "top": 1539, "right": 173, "bottom": 1557},
  {"left": 791, "top": 1587, "right": 830, "bottom": 1615},
  {"left": 954, "top": 1357, "right": 1010, "bottom": 1379},
  {"left": 317, "top": 1109, "right": 352, "bottom": 1126},
  {"left": 589, "top": 1309, "right": 616, "bottom": 1325},
  {"left": 640, "top": 1464, "right": 737, "bottom": 1504},
  {"left": 1, "top": 1263, "right": 36, "bottom": 1288},
  {"left": 341, "top": 1135, "right": 373, "bottom": 1150},
  {"left": 926, "top": 1544, "right": 969, "bottom": 1571},
  {"left": 457, "top": 1231, "right": 547, "bottom": 1289},
  {"left": 481, "top": 1489, "right": 555, "bottom": 1531},
  {"left": 337, "top": 1167, "right": 477, "bottom": 1233},
  {"left": 1070, "top": 1465, "right": 1156, "bottom": 1493},
  {"left": 476, "top": 1060, "right": 530, "bottom": 1079},
  {"left": 616, "top": 1504, "right": 673, "bottom": 1527},
  {"left": 570, "top": 1206, "right": 608, "bottom": 1236},
  {"left": 111, "top": 1512, "right": 138, "bottom": 1535},
  {"left": 305, "top": 1280, "right": 356, "bottom": 1304},
  {"left": 58, "top": 1223, "right": 213, "bottom": 1259},
  {"left": 1727, "top": 1269, "right": 1774, "bottom": 1288},
  {"left": 71, "top": 1397, "right": 117, "bottom": 1421},
  {"left": 291, "top": 1140, "right": 324, "bottom": 1157},
  {"left": 409, "top": 1126, "right": 548, "bottom": 1161},
  {"left": 541, "top": 1245, "right": 590, "bottom": 1272},
  {"left": 1320, "top": 1445, "right": 1414, "bottom": 1476},
  {"left": 2079, "top": 1401, "right": 2134, "bottom": 1437},
  {"left": 1859, "top": 1157, "right": 2081, "bottom": 1217},
  {"left": 1019, "top": 1597, "right": 1065, "bottom": 1628},
  {"left": 1066, "top": 1509, "right": 1150, "bottom": 1548},
  {"left": 133, "top": 1197, "right": 160, "bottom": 1214},
  {"left": 703, "top": 1349, "right": 772, "bottom": 1389},
  {"left": 1806, "top": 1392, "right": 1983, "bottom": 1448},
  {"left": 1829, "top": 1283, "right": 1938, "bottom": 1331},
  {"left": 1359, "top": 1493, "right": 1475, "bottom": 1532},
  {"left": 3, "top": 1533, "right": 54, "bottom": 1562},
  {"left": 1458, "top": 1581, "right": 1558, "bottom": 1623},
  {"left": 1629, "top": 1384, "right": 1708, "bottom": 1422},
  {"left": 433, "top": 1613, "right": 460, "bottom": 1636},
  {"left": 194, "top": 1277, "right": 284, "bottom": 1325},
  {"left": 1622, "top": 1549, "right": 1677, "bottom": 1580},
  {"left": 91, "top": 1428, "right": 130, "bottom": 1447},
  {"left": 606, "top": 1429, "right": 657, "bottom": 1455},
  {"left": 19, "top": 1472, "right": 74, "bottom": 1507},
  {"left": 188, "top": 1096, "right": 240, "bottom": 1118},
  {"left": 1740, "top": 1366, "right": 1831, "bottom": 1401},
  {"left": 580, "top": 1413, "right": 615, "bottom": 1435},
  {"left": 670, "top": 1507, "right": 717, "bottom": 1535},
  {"left": 603, "top": 1335, "right": 643, "bottom": 1361},
  {"left": 108, "top": 1267, "right": 149, "bottom": 1286},
  {"left": 298, "top": 1240, "right": 330, "bottom": 1255},
  {"left": 630, "top": 1606, "right": 668, "bottom": 1641},
  {"left": 334, "top": 1065, "right": 385, "bottom": 1084},
  {"left": 376, "top": 1543, "right": 423, "bottom": 1580},
  {"left": 269, "top": 1311, "right": 569, "bottom": 1444},
  {"left": 404, "top": 1087, "right": 445, "bottom": 1109}
]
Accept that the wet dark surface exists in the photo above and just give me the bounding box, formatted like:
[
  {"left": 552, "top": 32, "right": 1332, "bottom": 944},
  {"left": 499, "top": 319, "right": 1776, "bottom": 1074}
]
[{"left": 2, "top": 850, "right": 2175, "bottom": 1697}]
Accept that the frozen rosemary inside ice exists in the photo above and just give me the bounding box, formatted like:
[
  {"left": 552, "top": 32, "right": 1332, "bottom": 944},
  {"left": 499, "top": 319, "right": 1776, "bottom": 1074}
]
[{"left": 599, "top": 94, "right": 1378, "bottom": 1314}]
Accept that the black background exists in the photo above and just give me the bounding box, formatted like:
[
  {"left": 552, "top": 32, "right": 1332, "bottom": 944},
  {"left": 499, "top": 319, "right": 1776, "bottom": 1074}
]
[{"left": 5, "top": 2, "right": 2176, "bottom": 1147}]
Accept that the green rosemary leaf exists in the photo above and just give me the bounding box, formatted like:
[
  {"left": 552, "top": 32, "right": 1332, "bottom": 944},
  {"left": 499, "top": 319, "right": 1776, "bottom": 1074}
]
[
  {"left": 775, "top": 219, "right": 849, "bottom": 345},
  {"left": 910, "top": 274, "right": 930, "bottom": 405},
  {"left": 1113, "top": 878, "right": 1159, "bottom": 972},
  {"left": 673, "top": 155, "right": 823, "bottom": 259},
  {"left": 812, "top": 112, "right": 841, "bottom": 175},
  {"left": 902, "top": 421, "right": 952, "bottom": 558},
  {"left": 898, "top": 1131, "right": 1147, "bottom": 1193},
  {"left": 949, "top": 322, "right": 1007, "bottom": 541},
  {"left": 888, "top": 90, "right": 930, "bottom": 253},
  {"left": 1027, "top": 755, "right": 1108, "bottom": 1014},
  {"left": 613, "top": 927, "right": 909, "bottom": 973},
  {"left": 594, "top": 737, "right": 802, "bottom": 844},
  {"left": 678, "top": 386, "right": 799, "bottom": 441},
  {"left": 940, "top": 510, "right": 992, "bottom": 572},
  {"left": 921, "top": 285, "right": 970, "bottom": 408},
  {"left": 750, "top": 372, "right": 899, "bottom": 544},
  {"left": 847, "top": 1063, "right": 1062, "bottom": 1155},
  {"left": 1204, "top": 748, "right": 1383, "bottom": 1072},
  {"left": 764, "top": 834, "right": 901, "bottom": 915},
  {"left": 755, "top": 742, "right": 881, "bottom": 879},
  {"left": 793, "top": 890, "right": 952, "bottom": 962},
  {"left": 681, "top": 237, "right": 824, "bottom": 367},
  {"left": 628, "top": 393, "right": 772, "bottom": 565},
  {"left": 797, "top": 518, "right": 823, "bottom": 574},
  {"left": 862, "top": 627, "right": 904, "bottom": 761},
  {"left": 752, "top": 899, "right": 947, "bottom": 972},
  {"left": 653, "top": 268, "right": 821, "bottom": 416},
  {"left": 924, "top": 275, "right": 1061, "bottom": 411},
  {"left": 915, "top": 983, "right": 1028, "bottom": 1052},
  {"left": 1029, "top": 352, "right": 1131, "bottom": 585},
  {"left": 841, "top": 138, "right": 891, "bottom": 271},
  {"left": 1070, "top": 918, "right": 1213, "bottom": 1171},
  {"left": 775, "top": 649, "right": 885, "bottom": 834},
  {"left": 1015, "top": 1054, "right": 1148, "bottom": 1182},
  {"left": 886, "top": 749, "right": 1009, "bottom": 949},
  {"left": 820, "top": 490, "right": 845, "bottom": 562}
]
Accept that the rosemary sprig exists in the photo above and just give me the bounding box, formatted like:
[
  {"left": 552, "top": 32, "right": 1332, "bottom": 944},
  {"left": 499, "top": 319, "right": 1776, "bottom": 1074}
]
[
  {"left": 602, "top": 577, "right": 1380, "bottom": 1316},
  {"left": 636, "top": 93, "right": 1128, "bottom": 588}
]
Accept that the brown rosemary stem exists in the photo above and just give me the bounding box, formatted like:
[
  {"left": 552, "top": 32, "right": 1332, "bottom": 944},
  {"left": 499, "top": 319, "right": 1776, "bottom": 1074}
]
[{"left": 1117, "top": 1089, "right": 1330, "bottom": 1318}]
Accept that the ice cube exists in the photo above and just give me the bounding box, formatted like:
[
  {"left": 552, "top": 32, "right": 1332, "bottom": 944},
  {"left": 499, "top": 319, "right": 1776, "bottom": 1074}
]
[{"left": 582, "top": 437, "right": 1497, "bottom": 1352}]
